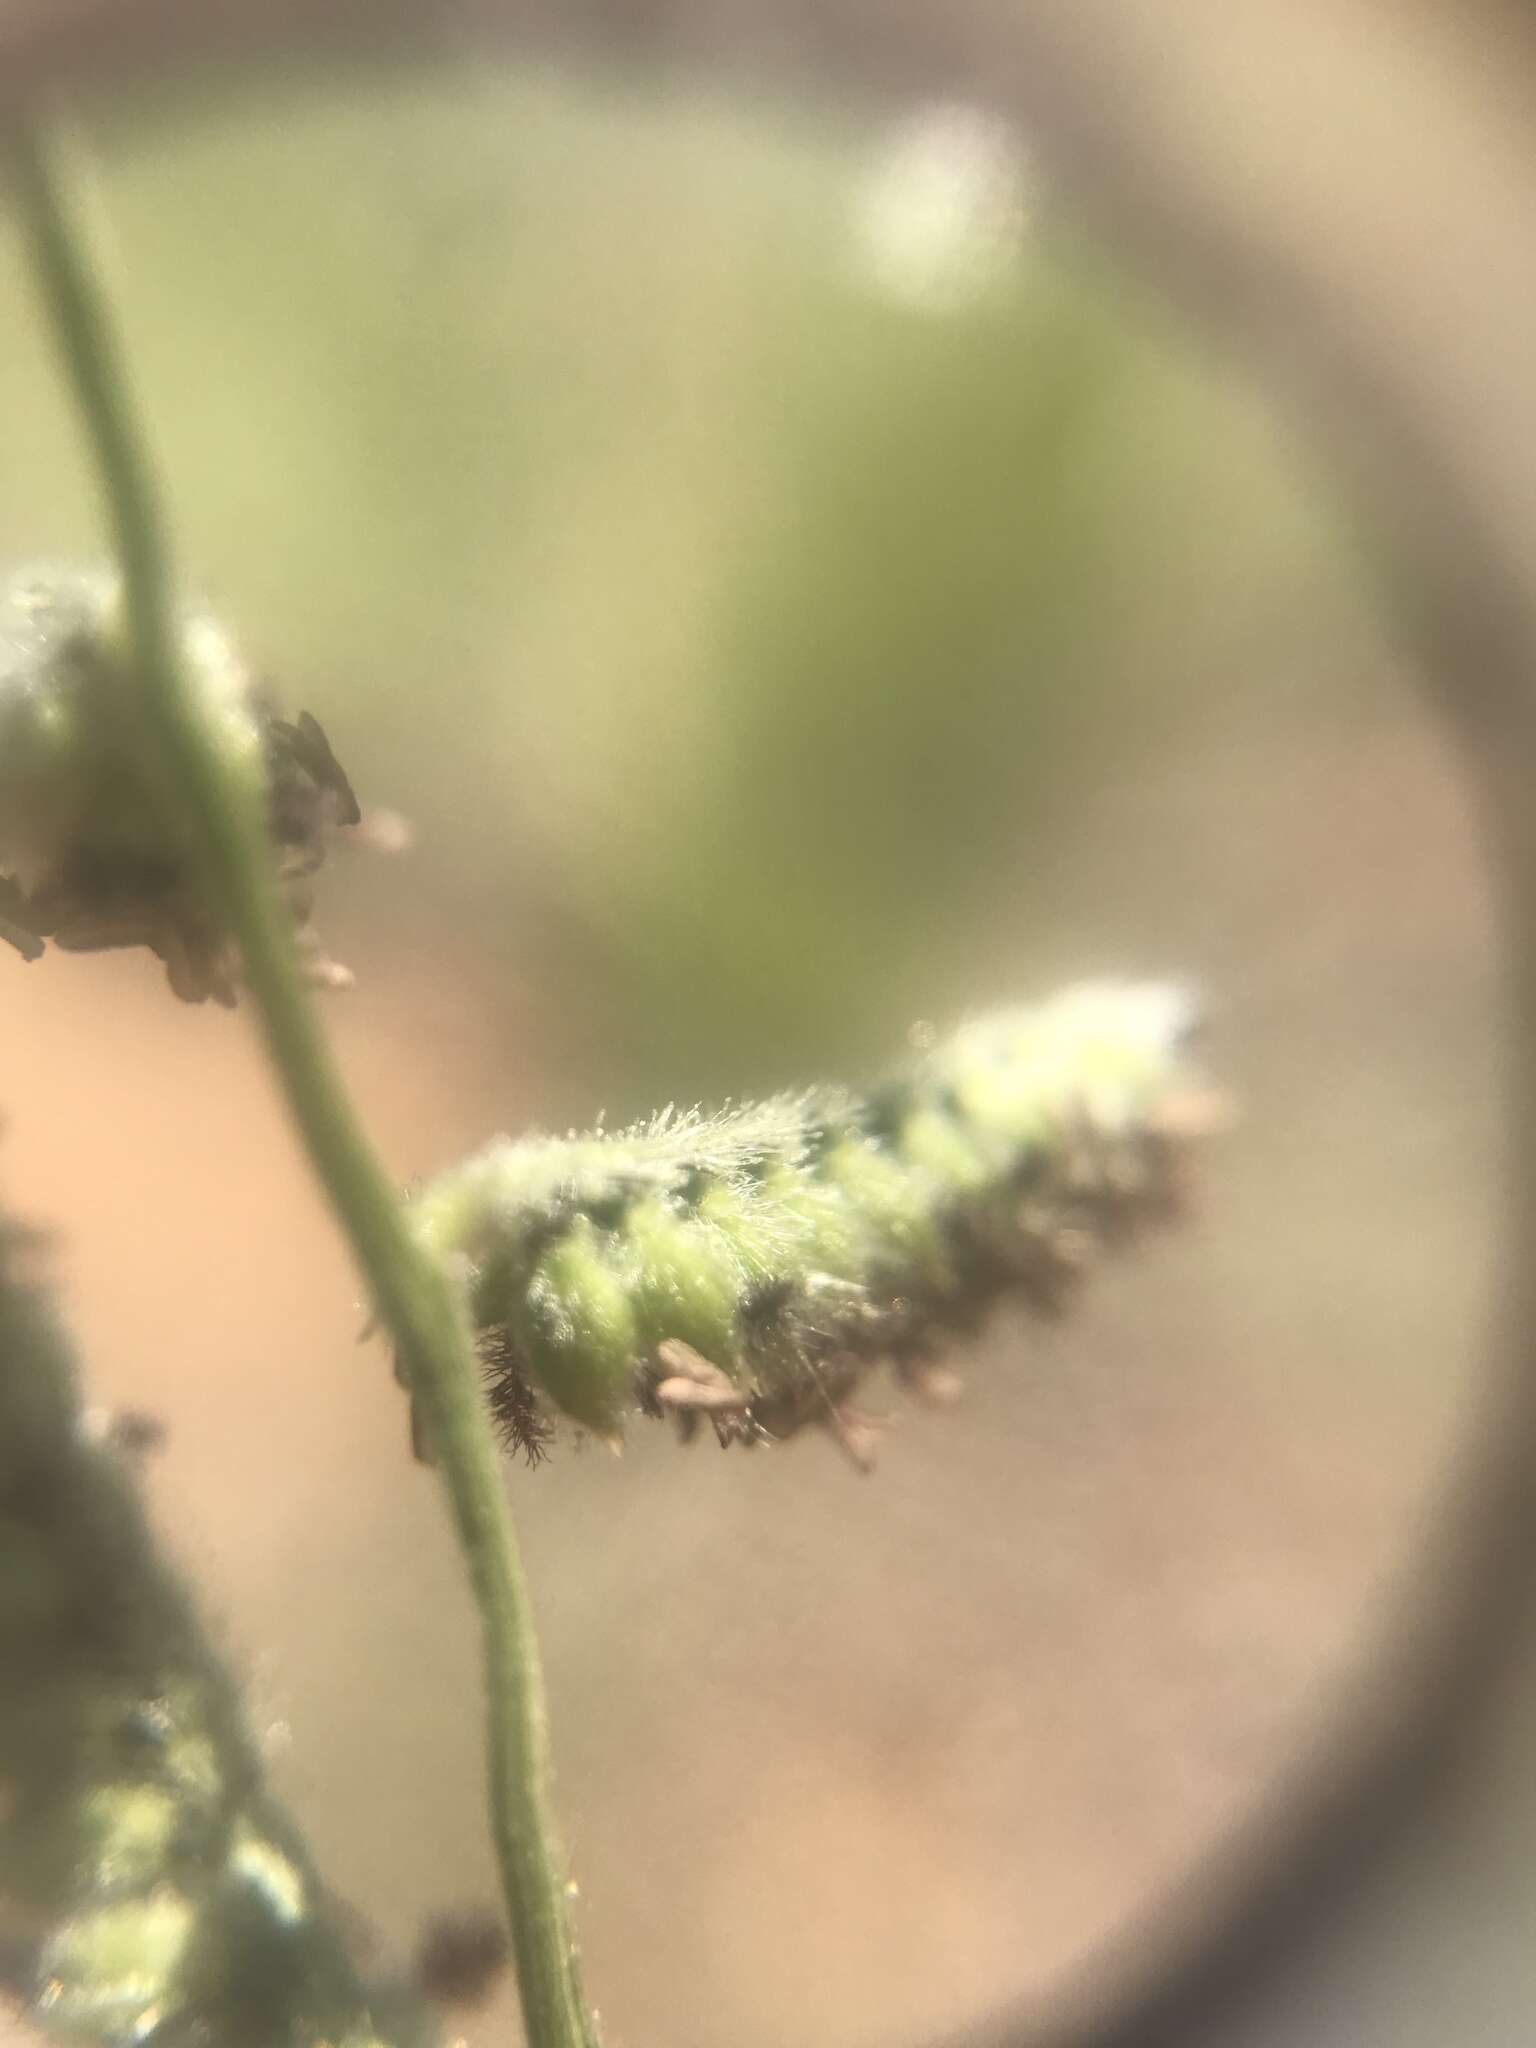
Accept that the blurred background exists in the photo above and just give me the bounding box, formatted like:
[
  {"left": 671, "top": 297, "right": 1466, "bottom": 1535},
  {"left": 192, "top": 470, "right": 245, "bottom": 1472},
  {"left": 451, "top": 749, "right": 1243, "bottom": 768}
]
[{"left": 0, "top": 37, "right": 1506, "bottom": 2048}]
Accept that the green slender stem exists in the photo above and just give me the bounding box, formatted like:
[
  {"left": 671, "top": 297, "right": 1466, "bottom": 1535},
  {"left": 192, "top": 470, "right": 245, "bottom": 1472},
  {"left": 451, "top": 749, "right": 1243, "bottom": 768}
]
[{"left": 6, "top": 120, "right": 597, "bottom": 2048}]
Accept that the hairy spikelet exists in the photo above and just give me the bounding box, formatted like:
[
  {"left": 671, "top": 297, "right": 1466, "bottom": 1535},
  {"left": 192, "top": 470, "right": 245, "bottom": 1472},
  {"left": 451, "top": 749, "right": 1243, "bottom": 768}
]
[
  {"left": 0, "top": 564, "right": 361, "bottom": 1003},
  {"left": 407, "top": 983, "right": 1222, "bottom": 1467}
]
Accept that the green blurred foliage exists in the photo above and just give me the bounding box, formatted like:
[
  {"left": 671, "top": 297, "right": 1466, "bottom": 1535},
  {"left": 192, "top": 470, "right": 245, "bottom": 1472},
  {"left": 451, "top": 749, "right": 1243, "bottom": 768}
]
[{"left": 0, "top": 63, "right": 1366, "bottom": 1104}]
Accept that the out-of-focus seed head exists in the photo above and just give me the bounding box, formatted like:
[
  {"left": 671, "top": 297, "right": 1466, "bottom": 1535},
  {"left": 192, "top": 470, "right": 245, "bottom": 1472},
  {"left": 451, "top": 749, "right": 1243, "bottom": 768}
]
[{"left": 0, "top": 564, "right": 363, "bottom": 1004}]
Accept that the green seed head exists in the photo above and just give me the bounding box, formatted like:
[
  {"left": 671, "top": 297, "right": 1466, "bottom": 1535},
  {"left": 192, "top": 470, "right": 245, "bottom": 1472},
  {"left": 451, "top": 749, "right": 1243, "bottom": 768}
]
[
  {"left": 518, "top": 1217, "right": 640, "bottom": 1436},
  {"left": 0, "top": 563, "right": 362, "bottom": 1003},
  {"left": 411, "top": 982, "right": 1217, "bottom": 1462}
]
